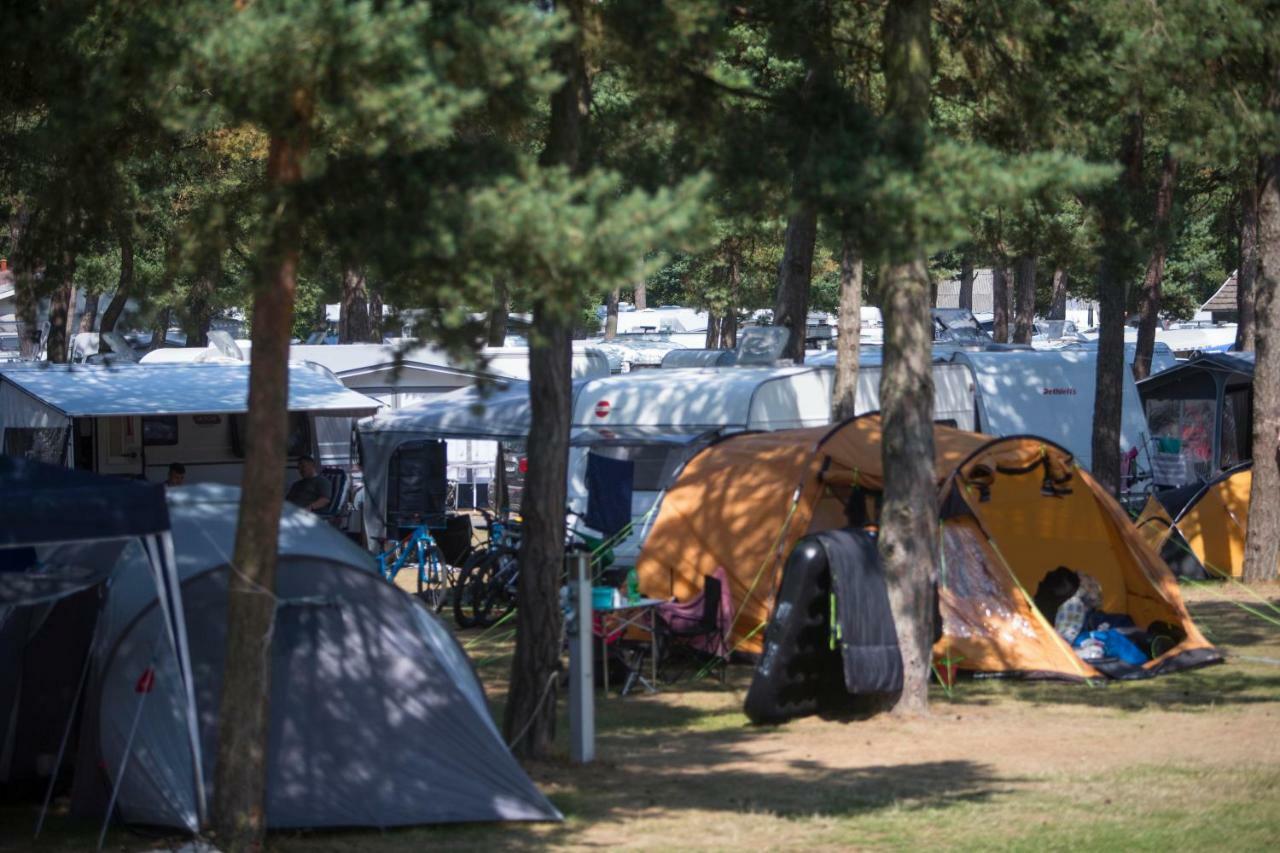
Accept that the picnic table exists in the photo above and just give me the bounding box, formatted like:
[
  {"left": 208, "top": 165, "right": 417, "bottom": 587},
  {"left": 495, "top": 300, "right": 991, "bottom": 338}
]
[{"left": 596, "top": 597, "right": 663, "bottom": 696}]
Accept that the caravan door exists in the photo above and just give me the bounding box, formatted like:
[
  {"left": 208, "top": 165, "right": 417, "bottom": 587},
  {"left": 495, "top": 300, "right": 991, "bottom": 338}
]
[{"left": 96, "top": 416, "right": 143, "bottom": 477}]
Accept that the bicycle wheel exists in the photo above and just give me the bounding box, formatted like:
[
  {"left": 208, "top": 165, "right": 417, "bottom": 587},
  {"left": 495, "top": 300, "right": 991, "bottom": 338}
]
[
  {"left": 417, "top": 543, "right": 450, "bottom": 611},
  {"left": 485, "top": 548, "right": 520, "bottom": 624},
  {"left": 454, "top": 551, "right": 499, "bottom": 629}
]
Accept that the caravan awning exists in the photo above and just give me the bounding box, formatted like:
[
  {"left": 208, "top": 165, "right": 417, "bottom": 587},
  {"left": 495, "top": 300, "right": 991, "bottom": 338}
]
[
  {"left": 357, "top": 382, "right": 537, "bottom": 442},
  {"left": 0, "top": 362, "right": 382, "bottom": 421}
]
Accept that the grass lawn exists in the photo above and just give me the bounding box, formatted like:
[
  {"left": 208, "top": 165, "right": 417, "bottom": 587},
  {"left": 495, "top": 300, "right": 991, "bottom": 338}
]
[{"left": 7, "top": 584, "right": 1280, "bottom": 852}]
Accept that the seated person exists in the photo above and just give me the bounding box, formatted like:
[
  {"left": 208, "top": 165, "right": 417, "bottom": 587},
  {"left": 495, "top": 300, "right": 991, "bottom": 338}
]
[
  {"left": 286, "top": 455, "right": 332, "bottom": 513},
  {"left": 1053, "top": 571, "right": 1102, "bottom": 644}
]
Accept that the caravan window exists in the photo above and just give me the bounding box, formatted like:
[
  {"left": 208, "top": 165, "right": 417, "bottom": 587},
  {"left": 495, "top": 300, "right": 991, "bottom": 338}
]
[
  {"left": 593, "top": 443, "right": 695, "bottom": 492},
  {"left": 142, "top": 416, "right": 179, "bottom": 446},
  {"left": 230, "top": 412, "right": 312, "bottom": 459}
]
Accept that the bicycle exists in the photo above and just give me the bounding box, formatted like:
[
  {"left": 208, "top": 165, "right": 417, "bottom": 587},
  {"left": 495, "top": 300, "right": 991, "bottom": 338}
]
[
  {"left": 377, "top": 523, "right": 456, "bottom": 612},
  {"left": 454, "top": 510, "right": 522, "bottom": 628},
  {"left": 452, "top": 509, "right": 620, "bottom": 629}
]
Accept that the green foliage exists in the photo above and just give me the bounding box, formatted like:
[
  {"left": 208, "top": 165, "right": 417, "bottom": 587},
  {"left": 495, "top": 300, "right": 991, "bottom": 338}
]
[
  {"left": 3, "top": 0, "right": 1277, "bottom": 340},
  {"left": 471, "top": 165, "right": 711, "bottom": 334}
]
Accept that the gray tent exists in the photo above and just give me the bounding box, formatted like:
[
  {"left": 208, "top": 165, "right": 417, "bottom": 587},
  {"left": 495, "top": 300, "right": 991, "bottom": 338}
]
[
  {"left": 73, "top": 484, "right": 559, "bottom": 829},
  {"left": 0, "top": 457, "right": 205, "bottom": 842}
]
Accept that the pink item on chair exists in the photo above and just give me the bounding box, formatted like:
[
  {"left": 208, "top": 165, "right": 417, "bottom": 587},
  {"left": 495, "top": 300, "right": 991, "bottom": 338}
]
[{"left": 655, "top": 566, "right": 733, "bottom": 657}]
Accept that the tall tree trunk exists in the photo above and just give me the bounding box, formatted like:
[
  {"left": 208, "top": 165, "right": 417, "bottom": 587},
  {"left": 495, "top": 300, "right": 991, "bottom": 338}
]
[
  {"left": 1242, "top": 154, "right": 1280, "bottom": 582},
  {"left": 831, "top": 233, "right": 863, "bottom": 421},
  {"left": 1012, "top": 254, "right": 1037, "bottom": 344},
  {"left": 721, "top": 313, "right": 738, "bottom": 349},
  {"left": 45, "top": 259, "right": 76, "bottom": 364},
  {"left": 958, "top": 254, "right": 973, "bottom": 312},
  {"left": 148, "top": 309, "right": 171, "bottom": 351},
  {"left": 773, "top": 200, "right": 818, "bottom": 363},
  {"left": 704, "top": 314, "right": 721, "bottom": 348},
  {"left": 878, "top": 0, "right": 936, "bottom": 716},
  {"left": 15, "top": 267, "right": 40, "bottom": 358},
  {"left": 1134, "top": 151, "right": 1180, "bottom": 380},
  {"left": 487, "top": 279, "right": 510, "bottom": 346},
  {"left": 723, "top": 243, "right": 741, "bottom": 349},
  {"left": 184, "top": 271, "right": 217, "bottom": 349},
  {"left": 98, "top": 227, "right": 134, "bottom": 342},
  {"left": 603, "top": 286, "right": 619, "bottom": 341},
  {"left": 1092, "top": 112, "right": 1144, "bottom": 497},
  {"left": 992, "top": 264, "right": 1010, "bottom": 343},
  {"left": 368, "top": 286, "right": 384, "bottom": 342},
  {"left": 79, "top": 293, "right": 99, "bottom": 333},
  {"left": 633, "top": 278, "right": 647, "bottom": 311},
  {"left": 1237, "top": 173, "right": 1260, "bottom": 352},
  {"left": 10, "top": 207, "right": 42, "bottom": 360},
  {"left": 503, "top": 0, "right": 588, "bottom": 760},
  {"left": 1049, "top": 267, "right": 1068, "bottom": 321},
  {"left": 338, "top": 266, "right": 370, "bottom": 344},
  {"left": 212, "top": 112, "right": 309, "bottom": 849}
]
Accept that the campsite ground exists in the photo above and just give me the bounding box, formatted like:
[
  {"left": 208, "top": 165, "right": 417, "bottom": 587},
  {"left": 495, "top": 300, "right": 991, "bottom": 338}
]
[{"left": 9, "top": 584, "right": 1280, "bottom": 852}]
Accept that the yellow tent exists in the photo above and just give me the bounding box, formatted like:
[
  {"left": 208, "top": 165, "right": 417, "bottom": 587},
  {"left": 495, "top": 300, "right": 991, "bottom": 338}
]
[
  {"left": 1134, "top": 463, "right": 1256, "bottom": 579},
  {"left": 637, "top": 415, "right": 1219, "bottom": 680}
]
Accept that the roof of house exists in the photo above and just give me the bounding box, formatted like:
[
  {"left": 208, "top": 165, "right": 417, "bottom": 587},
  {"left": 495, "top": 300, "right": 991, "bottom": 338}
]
[
  {"left": 935, "top": 269, "right": 996, "bottom": 315},
  {"left": 1200, "top": 270, "right": 1238, "bottom": 313}
]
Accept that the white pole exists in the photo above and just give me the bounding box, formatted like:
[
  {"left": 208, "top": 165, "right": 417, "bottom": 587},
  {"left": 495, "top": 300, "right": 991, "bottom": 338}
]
[{"left": 567, "top": 550, "right": 594, "bottom": 763}]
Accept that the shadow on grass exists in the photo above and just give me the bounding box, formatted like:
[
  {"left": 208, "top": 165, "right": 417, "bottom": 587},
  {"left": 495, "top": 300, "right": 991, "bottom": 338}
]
[
  {"left": 274, "top": 750, "right": 1013, "bottom": 851},
  {"left": 935, "top": 660, "right": 1280, "bottom": 713},
  {"left": 1185, "top": 599, "right": 1280, "bottom": 649}
]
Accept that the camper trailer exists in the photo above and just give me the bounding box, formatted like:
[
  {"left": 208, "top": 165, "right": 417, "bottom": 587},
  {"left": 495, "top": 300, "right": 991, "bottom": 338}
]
[
  {"left": 805, "top": 348, "right": 979, "bottom": 432},
  {"left": 357, "top": 366, "right": 836, "bottom": 558},
  {"left": 949, "top": 348, "right": 1151, "bottom": 476},
  {"left": 0, "top": 362, "right": 379, "bottom": 488},
  {"left": 138, "top": 341, "right": 609, "bottom": 508}
]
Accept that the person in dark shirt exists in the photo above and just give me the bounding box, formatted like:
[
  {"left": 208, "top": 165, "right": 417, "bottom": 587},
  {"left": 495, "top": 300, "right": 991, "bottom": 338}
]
[
  {"left": 166, "top": 462, "right": 186, "bottom": 487},
  {"left": 286, "top": 455, "right": 331, "bottom": 512}
]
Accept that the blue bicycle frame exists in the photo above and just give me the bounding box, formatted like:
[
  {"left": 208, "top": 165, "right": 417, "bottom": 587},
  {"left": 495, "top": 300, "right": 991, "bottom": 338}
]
[{"left": 377, "top": 524, "right": 448, "bottom": 592}]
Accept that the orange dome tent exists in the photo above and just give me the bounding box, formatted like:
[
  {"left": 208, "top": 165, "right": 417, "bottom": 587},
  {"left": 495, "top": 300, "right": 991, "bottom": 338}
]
[
  {"left": 1134, "top": 463, "right": 1259, "bottom": 579},
  {"left": 636, "top": 415, "right": 1219, "bottom": 680}
]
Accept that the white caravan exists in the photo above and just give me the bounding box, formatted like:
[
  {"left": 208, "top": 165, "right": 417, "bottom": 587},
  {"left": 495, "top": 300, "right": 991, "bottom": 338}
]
[
  {"left": 949, "top": 348, "right": 1151, "bottom": 475},
  {"left": 357, "top": 366, "right": 835, "bottom": 559},
  {"left": 139, "top": 341, "right": 609, "bottom": 507},
  {"left": 805, "top": 348, "right": 979, "bottom": 432},
  {"left": 0, "top": 362, "right": 379, "bottom": 487}
]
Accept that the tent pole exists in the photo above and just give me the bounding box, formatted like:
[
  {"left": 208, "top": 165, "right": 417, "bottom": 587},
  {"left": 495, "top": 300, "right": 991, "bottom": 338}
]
[
  {"left": 145, "top": 533, "right": 207, "bottom": 827},
  {"left": 96, "top": 625, "right": 164, "bottom": 851},
  {"left": 34, "top": 615, "right": 95, "bottom": 838}
]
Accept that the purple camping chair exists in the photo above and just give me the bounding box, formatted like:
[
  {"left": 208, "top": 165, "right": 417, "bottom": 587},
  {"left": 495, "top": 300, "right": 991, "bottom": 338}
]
[{"left": 655, "top": 567, "right": 733, "bottom": 682}]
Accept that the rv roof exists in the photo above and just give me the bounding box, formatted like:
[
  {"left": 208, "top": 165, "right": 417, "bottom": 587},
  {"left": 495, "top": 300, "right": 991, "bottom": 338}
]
[
  {"left": 573, "top": 365, "right": 832, "bottom": 430},
  {"left": 0, "top": 362, "right": 382, "bottom": 417}
]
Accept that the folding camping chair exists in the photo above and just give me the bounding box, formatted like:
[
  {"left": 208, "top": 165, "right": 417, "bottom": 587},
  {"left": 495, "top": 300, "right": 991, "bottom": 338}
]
[
  {"left": 655, "top": 574, "right": 729, "bottom": 683},
  {"left": 316, "top": 466, "right": 351, "bottom": 528}
]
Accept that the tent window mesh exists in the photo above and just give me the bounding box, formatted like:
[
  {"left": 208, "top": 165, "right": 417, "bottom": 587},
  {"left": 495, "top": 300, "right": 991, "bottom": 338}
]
[
  {"left": 3, "top": 427, "right": 68, "bottom": 466},
  {"left": 387, "top": 439, "right": 448, "bottom": 529}
]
